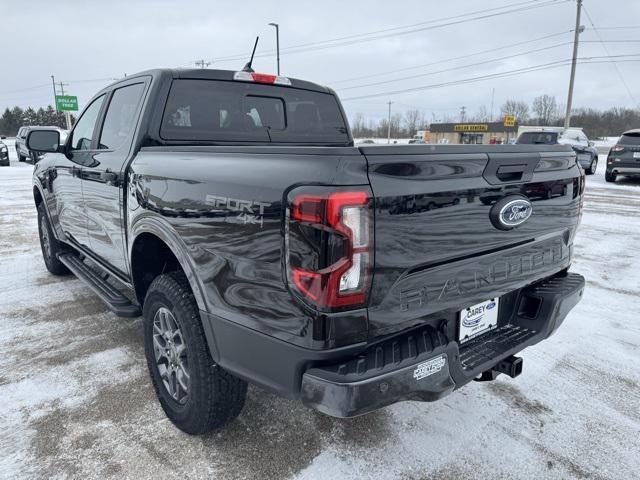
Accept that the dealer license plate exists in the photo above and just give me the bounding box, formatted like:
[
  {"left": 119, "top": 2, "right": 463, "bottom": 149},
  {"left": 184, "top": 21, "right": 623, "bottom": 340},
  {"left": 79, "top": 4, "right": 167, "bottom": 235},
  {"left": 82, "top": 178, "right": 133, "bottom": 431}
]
[{"left": 458, "top": 298, "right": 499, "bottom": 343}]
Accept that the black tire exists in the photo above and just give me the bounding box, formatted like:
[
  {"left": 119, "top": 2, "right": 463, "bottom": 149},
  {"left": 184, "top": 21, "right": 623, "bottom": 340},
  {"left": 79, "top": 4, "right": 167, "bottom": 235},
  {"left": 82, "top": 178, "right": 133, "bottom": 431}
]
[
  {"left": 17, "top": 149, "right": 25, "bottom": 162},
  {"left": 37, "top": 203, "right": 69, "bottom": 275},
  {"left": 605, "top": 171, "right": 617, "bottom": 183},
  {"left": 586, "top": 156, "right": 597, "bottom": 175},
  {"left": 143, "top": 272, "right": 247, "bottom": 434}
]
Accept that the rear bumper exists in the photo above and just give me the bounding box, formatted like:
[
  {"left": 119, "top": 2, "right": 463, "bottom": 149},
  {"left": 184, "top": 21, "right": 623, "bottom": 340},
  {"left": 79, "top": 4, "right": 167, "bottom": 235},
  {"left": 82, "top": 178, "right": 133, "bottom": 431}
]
[
  {"left": 609, "top": 166, "right": 640, "bottom": 176},
  {"left": 300, "top": 272, "right": 585, "bottom": 417}
]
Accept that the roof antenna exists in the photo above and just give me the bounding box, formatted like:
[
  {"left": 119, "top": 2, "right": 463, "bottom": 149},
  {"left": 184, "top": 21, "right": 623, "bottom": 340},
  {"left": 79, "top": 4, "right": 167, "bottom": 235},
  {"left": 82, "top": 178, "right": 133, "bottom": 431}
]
[{"left": 242, "top": 36, "right": 260, "bottom": 72}]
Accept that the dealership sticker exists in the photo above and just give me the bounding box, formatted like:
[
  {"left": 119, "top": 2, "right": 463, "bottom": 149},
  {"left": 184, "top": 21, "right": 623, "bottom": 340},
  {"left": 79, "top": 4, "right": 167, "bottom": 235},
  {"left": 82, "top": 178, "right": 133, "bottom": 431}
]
[{"left": 413, "top": 355, "right": 446, "bottom": 380}]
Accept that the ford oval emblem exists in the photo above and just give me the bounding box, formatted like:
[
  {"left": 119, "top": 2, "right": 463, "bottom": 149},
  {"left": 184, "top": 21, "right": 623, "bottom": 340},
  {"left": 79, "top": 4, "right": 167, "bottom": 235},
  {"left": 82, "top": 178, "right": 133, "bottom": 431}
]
[{"left": 490, "top": 196, "right": 532, "bottom": 230}]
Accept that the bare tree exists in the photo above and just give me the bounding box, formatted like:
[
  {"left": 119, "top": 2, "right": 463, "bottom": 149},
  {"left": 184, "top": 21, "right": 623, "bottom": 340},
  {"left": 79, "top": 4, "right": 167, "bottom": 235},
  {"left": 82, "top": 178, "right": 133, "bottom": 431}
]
[
  {"left": 500, "top": 100, "right": 529, "bottom": 122},
  {"left": 403, "top": 109, "right": 423, "bottom": 137},
  {"left": 532, "top": 94, "right": 558, "bottom": 125},
  {"left": 471, "top": 105, "right": 489, "bottom": 122},
  {"left": 351, "top": 112, "right": 366, "bottom": 137}
]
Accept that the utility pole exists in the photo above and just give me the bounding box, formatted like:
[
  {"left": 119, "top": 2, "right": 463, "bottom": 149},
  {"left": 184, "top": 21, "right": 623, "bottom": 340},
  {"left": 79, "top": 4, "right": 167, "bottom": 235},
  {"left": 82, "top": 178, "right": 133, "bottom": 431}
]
[
  {"left": 51, "top": 75, "right": 58, "bottom": 110},
  {"left": 387, "top": 101, "right": 393, "bottom": 144},
  {"left": 54, "top": 80, "right": 72, "bottom": 130},
  {"left": 195, "top": 59, "right": 211, "bottom": 69},
  {"left": 460, "top": 106, "right": 467, "bottom": 123},
  {"left": 268, "top": 23, "right": 280, "bottom": 75},
  {"left": 564, "top": 0, "right": 583, "bottom": 128},
  {"left": 490, "top": 88, "right": 495, "bottom": 122}
]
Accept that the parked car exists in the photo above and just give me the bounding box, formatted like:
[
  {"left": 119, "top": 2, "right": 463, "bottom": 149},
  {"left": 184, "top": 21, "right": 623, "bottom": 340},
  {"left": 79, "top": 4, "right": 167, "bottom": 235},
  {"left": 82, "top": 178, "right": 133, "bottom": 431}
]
[
  {"left": 16, "top": 126, "right": 68, "bottom": 163},
  {"left": 0, "top": 140, "right": 9, "bottom": 166},
  {"left": 606, "top": 129, "right": 640, "bottom": 183},
  {"left": 515, "top": 126, "right": 598, "bottom": 174},
  {"left": 28, "top": 68, "right": 585, "bottom": 435}
]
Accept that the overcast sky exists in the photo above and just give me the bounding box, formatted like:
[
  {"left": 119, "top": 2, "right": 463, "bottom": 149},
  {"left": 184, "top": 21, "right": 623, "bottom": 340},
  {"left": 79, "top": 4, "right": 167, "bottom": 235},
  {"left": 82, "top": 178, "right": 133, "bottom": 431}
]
[{"left": 1, "top": 0, "right": 638, "bottom": 122}]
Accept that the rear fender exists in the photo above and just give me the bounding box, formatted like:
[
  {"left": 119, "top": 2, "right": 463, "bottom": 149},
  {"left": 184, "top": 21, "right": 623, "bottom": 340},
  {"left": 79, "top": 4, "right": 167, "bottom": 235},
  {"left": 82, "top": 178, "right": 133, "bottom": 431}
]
[{"left": 128, "top": 215, "right": 208, "bottom": 312}]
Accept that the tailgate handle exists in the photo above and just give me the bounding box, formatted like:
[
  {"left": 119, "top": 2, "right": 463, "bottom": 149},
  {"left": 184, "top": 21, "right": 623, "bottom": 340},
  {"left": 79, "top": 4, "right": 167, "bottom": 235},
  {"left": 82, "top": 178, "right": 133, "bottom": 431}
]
[
  {"left": 496, "top": 164, "right": 525, "bottom": 182},
  {"left": 483, "top": 153, "right": 539, "bottom": 185}
]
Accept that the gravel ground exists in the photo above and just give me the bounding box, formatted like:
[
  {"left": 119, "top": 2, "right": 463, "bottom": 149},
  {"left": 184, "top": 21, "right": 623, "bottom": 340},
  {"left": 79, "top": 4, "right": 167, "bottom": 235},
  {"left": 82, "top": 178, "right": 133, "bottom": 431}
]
[{"left": 0, "top": 149, "right": 638, "bottom": 480}]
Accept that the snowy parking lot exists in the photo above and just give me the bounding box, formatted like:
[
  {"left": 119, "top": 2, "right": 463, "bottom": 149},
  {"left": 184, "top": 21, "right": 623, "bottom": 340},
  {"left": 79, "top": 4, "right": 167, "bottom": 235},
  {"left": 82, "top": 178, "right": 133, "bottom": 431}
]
[{"left": 0, "top": 147, "right": 638, "bottom": 479}]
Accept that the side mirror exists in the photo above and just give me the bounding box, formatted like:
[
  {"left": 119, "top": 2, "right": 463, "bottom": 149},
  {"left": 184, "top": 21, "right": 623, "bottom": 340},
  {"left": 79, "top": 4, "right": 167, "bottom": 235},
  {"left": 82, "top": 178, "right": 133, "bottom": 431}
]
[
  {"left": 588, "top": 141, "right": 594, "bottom": 147},
  {"left": 27, "top": 130, "right": 60, "bottom": 153}
]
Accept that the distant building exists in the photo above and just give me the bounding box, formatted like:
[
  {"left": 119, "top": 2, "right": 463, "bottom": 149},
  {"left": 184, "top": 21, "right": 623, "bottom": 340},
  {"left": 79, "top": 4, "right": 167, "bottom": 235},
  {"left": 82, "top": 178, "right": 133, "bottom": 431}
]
[{"left": 429, "top": 121, "right": 519, "bottom": 145}]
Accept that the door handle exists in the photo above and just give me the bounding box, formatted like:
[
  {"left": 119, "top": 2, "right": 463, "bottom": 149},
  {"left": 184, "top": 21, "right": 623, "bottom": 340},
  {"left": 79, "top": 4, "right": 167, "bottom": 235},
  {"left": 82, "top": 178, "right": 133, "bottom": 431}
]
[{"left": 100, "top": 169, "right": 119, "bottom": 185}]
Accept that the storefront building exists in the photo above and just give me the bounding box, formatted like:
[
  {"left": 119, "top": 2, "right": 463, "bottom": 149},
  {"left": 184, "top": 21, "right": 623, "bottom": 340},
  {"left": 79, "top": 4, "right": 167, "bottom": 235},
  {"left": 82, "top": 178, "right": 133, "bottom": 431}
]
[{"left": 429, "top": 121, "right": 519, "bottom": 145}]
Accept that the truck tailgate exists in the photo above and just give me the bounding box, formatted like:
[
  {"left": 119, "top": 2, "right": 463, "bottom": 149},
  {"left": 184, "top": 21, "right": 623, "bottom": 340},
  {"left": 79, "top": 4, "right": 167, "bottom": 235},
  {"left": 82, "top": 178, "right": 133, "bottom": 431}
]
[{"left": 361, "top": 144, "right": 582, "bottom": 336}]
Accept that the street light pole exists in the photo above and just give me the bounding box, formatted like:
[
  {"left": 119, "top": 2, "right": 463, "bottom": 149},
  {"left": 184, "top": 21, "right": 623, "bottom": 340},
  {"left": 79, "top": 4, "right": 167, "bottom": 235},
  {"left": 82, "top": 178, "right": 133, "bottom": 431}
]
[
  {"left": 387, "top": 101, "right": 393, "bottom": 144},
  {"left": 564, "top": 0, "right": 583, "bottom": 128},
  {"left": 268, "top": 22, "right": 280, "bottom": 75},
  {"left": 51, "top": 75, "right": 57, "bottom": 111}
]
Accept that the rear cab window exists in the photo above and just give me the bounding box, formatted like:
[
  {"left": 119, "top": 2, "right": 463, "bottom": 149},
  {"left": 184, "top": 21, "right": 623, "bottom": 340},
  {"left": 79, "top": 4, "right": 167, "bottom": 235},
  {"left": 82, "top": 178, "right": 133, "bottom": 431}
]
[
  {"left": 516, "top": 132, "right": 559, "bottom": 145},
  {"left": 160, "top": 79, "right": 349, "bottom": 145}
]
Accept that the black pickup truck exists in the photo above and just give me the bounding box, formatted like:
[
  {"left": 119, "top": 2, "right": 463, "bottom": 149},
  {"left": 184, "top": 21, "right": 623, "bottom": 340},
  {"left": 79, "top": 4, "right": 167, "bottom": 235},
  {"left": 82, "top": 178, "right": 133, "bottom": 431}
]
[{"left": 28, "top": 68, "right": 585, "bottom": 434}]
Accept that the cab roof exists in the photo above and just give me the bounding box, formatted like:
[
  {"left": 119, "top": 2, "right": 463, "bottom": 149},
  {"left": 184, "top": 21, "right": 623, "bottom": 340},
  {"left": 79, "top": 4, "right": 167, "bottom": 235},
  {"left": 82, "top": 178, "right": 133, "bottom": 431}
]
[{"left": 105, "top": 68, "right": 336, "bottom": 95}]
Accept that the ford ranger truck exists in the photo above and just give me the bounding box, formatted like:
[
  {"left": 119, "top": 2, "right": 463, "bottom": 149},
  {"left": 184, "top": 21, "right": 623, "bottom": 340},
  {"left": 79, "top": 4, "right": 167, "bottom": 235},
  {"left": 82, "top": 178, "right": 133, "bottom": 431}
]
[{"left": 27, "top": 69, "right": 585, "bottom": 434}]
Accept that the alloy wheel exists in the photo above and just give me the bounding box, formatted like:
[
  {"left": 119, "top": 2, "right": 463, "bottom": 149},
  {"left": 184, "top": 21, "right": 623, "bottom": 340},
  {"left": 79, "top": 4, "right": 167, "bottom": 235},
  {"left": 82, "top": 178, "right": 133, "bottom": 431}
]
[
  {"left": 40, "top": 214, "right": 52, "bottom": 260},
  {"left": 152, "top": 307, "right": 190, "bottom": 404}
]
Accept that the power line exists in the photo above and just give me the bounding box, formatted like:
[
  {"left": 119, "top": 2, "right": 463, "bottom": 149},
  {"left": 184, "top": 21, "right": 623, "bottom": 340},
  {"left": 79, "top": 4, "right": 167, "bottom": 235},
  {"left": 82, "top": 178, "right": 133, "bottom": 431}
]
[
  {"left": 0, "top": 84, "right": 51, "bottom": 98},
  {"left": 582, "top": 39, "right": 640, "bottom": 43},
  {"left": 337, "top": 42, "right": 572, "bottom": 91},
  {"left": 588, "top": 26, "right": 640, "bottom": 30},
  {"left": 196, "top": 0, "right": 570, "bottom": 64},
  {"left": 330, "top": 30, "right": 572, "bottom": 85},
  {"left": 582, "top": 5, "right": 638, "bottom": 108},
  {"left": 341, "top": 55, "right": 640, "bottom": 101}
]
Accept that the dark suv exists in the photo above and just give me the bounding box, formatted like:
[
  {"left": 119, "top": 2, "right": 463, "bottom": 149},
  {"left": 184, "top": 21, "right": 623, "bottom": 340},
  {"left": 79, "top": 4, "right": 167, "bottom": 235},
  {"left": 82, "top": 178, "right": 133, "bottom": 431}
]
[
  {"left": 0, "top": 138, "right": 9, "bottom": 166},
  {"left": 606, "top": 129, "right": 640, "bottom": 183}
]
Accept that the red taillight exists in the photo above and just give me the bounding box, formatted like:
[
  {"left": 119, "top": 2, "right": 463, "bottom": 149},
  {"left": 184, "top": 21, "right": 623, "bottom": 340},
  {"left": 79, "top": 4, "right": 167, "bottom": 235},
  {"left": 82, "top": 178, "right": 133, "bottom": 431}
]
[
  {"left": 233, "top": 71, "right": 292, "bottom": 86},
  {"left": 287, "top": 190, "right": 372, "bottom": 309}
]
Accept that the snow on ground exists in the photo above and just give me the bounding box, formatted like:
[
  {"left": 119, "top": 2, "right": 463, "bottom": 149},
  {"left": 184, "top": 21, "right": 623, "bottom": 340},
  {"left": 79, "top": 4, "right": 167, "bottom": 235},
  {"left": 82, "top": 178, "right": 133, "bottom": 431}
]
[
  {"left": 0, "top": 150, "right": 638, "bottom": 479},
  {"left": 354, "top": 137, "right": 412, "bottom": 144},
  {"left": 593, "top": 136, "right": 619, "bottom": 155}
]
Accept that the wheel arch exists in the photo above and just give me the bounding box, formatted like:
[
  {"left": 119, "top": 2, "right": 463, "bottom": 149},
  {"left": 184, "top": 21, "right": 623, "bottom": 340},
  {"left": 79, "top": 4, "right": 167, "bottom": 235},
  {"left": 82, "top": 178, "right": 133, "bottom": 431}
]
[
  {"left": 33, "top": 184, "right": 44, "bottom": 207},
  {"left": 129, "top": 217, "right": 207, "bottom": 312}
]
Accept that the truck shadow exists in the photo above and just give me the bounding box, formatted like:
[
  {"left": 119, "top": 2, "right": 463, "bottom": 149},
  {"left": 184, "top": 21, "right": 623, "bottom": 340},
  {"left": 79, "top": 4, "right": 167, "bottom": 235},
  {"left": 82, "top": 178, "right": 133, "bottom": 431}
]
[{"left": 199, "top": 385, "right": 394, "bottom": 479}]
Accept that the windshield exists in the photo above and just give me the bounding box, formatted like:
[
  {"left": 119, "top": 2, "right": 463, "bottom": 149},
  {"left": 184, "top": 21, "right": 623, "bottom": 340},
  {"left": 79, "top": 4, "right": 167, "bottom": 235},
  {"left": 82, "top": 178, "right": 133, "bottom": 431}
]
[
  {"left": 160, "top": 79, "right": 350, "bottom": 145},
  {"left": 516, "top": 132, "right": 559, "bottom": 145},
  {"left": 619, "top": 134, "right": 640, "bottom": 145}
]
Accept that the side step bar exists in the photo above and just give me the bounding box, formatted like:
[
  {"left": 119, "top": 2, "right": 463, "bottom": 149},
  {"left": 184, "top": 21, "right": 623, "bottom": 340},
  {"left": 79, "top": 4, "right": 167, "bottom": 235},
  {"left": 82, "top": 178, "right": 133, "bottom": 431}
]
[{"left": 58, "top": 252, "right": 141, "bottom": 318}]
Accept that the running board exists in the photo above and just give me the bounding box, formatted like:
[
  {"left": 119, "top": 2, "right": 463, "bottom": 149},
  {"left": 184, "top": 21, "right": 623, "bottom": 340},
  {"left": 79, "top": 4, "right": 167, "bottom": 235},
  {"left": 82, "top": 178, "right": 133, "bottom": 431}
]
[{"left": 57, "top": 252, "right": 141, "bottom": 318}]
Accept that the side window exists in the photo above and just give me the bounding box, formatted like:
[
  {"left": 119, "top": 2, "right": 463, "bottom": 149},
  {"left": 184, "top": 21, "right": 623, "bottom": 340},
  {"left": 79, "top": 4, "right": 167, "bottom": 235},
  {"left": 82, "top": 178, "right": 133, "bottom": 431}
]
[
  {"left": 70, "top": 95, "right": 105, "bottom": 151},
  {"left": 98, "top": 83, "right": 145, "bottom": 150}
]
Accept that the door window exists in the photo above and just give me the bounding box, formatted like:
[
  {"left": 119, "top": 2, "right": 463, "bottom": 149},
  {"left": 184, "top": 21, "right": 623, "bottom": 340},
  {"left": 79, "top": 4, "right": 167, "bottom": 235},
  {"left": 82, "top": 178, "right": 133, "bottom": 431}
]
[
  {"left": 70, "top": 95, "right": 106, "bottom": 151},
  {"left": 99, "top": 83, "right": 145, "bottom": 150}
]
